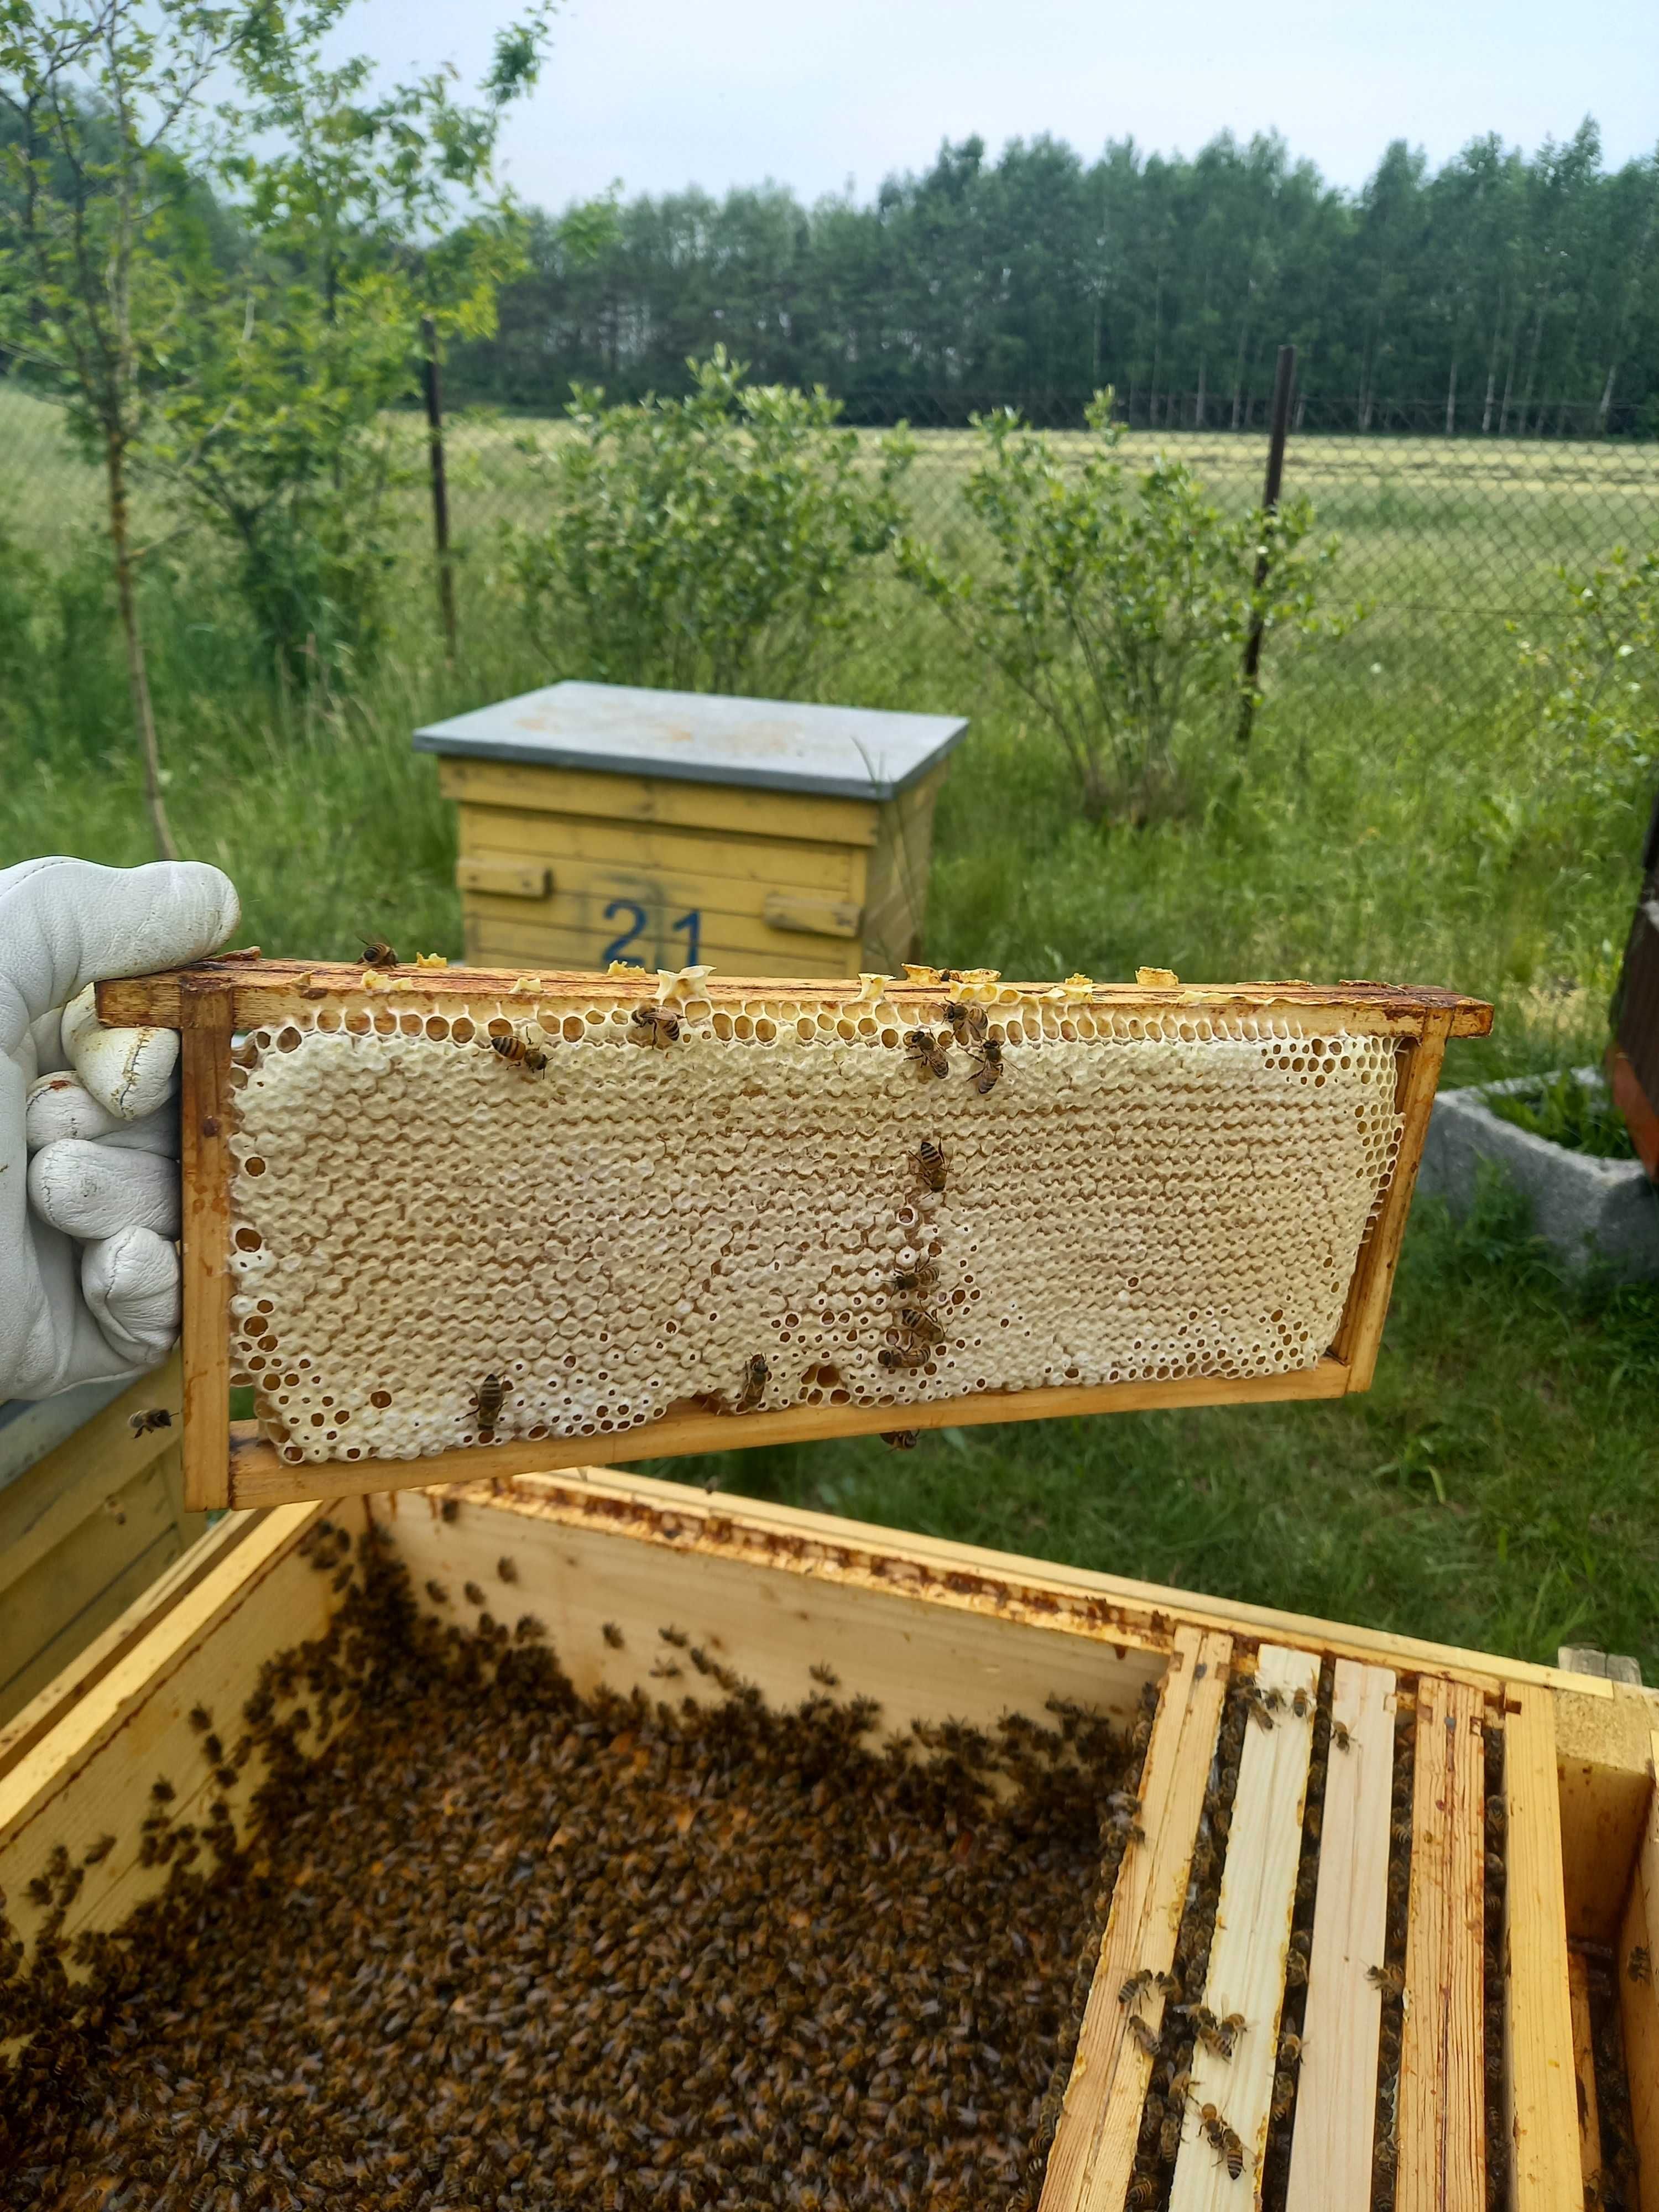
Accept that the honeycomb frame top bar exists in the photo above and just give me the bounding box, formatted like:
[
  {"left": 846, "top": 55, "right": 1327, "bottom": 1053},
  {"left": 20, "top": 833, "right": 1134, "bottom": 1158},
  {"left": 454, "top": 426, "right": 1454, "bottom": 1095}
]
[{"left": 98, "top": 958, "right": 1494, "bottom": 1039}]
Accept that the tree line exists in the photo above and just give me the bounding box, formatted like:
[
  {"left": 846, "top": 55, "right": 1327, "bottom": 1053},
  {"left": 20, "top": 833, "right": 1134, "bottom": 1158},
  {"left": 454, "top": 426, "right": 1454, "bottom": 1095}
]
[{"left": 450, "top": 120, "right": 1659, "bottom": 434}]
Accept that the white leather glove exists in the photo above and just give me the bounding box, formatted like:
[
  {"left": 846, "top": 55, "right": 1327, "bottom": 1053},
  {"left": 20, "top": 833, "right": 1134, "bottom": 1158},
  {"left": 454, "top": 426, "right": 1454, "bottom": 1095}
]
[{"left": 2, "top": 857, "right": 241, "bottom": 1400}]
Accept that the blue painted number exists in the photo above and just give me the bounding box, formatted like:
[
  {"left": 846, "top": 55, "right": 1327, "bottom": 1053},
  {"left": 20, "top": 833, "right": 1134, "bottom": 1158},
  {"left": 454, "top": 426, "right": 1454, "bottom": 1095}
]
[
  {"left": 600, "top": 900, "right": 648, "bottom": 967},
  {"left": 671, "top": 909, "right": 701, "bottom": 965}
]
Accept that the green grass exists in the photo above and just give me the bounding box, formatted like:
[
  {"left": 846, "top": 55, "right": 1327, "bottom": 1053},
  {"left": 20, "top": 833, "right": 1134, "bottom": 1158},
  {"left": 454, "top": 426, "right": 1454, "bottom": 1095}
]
[
  {"left": 6, "top": 394, "right": 1659, "bottom": 1671},
  {"left": 1486, "top": 1068, "right": 1637, "bottom": 1159}
]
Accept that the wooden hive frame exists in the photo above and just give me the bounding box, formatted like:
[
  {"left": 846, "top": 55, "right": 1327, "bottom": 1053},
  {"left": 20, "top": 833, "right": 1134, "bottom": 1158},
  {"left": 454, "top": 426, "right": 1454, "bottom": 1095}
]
[
  {"left": 97, "top": 959, "right": 1490, "bottom": 1514},
  {"left": 2, "top": 1467, "right": 1654, "bottom": 2212}
]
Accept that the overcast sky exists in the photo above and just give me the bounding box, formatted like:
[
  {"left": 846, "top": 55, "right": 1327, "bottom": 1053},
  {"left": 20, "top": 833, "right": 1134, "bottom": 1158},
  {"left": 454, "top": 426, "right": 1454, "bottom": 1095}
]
[{"left": 334, "top": 0, "right": 1658, "bottom": 210}]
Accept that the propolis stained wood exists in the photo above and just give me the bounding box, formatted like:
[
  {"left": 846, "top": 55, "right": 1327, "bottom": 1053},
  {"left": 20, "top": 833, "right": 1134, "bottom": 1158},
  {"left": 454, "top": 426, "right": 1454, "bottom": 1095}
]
[{"left": 96, "top": 959, "right": 1489, "bottom": 1514}]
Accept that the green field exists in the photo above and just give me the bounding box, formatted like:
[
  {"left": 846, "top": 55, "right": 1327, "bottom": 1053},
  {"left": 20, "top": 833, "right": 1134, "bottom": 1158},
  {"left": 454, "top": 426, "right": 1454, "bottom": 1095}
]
[{"left": 5, "top": 384, "right": 1657, "bottom": 1673}]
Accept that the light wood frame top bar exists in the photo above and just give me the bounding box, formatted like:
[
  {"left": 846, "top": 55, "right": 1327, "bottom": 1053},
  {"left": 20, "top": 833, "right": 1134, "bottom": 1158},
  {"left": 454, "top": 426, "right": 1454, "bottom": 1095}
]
[{"left": 98, "top": 957, "right": 1494, "bottom": 1037}]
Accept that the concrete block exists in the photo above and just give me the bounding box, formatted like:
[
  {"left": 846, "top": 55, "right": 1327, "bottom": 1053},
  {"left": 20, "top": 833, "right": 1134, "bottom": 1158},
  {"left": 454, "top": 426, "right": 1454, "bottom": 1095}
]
[{"left": 1416, "top": 1068, "right": 1659, "bottom": 1282}]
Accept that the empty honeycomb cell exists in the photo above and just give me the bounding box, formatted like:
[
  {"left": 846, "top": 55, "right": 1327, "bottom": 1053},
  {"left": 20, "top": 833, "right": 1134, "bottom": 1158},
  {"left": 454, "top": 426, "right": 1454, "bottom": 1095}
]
[{"left": 225, "top": 985, "right": 1404, "bottom": 1462}]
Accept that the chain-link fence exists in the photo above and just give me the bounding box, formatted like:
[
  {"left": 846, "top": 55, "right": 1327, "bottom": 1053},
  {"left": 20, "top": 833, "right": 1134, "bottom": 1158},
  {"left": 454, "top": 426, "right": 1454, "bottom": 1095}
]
[{"left": 6, "top": 374, "right": 1659, "bottom": 736}]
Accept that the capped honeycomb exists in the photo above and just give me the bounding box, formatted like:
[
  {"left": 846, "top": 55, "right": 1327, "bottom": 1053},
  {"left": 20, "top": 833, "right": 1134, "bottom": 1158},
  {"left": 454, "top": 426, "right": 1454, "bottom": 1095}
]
[{"left": 224, "top": 975, "right": 1402, "bottom": 1465}]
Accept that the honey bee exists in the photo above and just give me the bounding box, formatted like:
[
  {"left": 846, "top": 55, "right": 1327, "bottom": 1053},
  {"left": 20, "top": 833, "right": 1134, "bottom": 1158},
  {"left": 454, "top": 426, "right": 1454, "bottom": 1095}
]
[
  {"left": 425, "top": 1580, "right": 450, "bottom": 1605},
  {"left": 1331, "top": 1719, "right": 1354, "bottom": 1752},
  {"left": 898, "top": 1307, "right": 946, "bottom": 1345},
  {"left": 602, "top": 1622, "right": 625, "bottom": 1649},
  {"left": 1219, "top": 2126, "right": 1245, "bottom": 2181},
  {"left": 1126, "top": 2014, "right": 1161, "bottom": 2055},
  {"left": 128, "top": 1406, "right": 173, "bottom": 1437},
  {"left": 630, "top": 1004, "right": 681, "bottom": 1049},
  {"left": 914, "top": 1140, "right": 947, "bottom": 1192},
  {"left": 1271, "top": 2067, "right": 1296, "bottom": 2121},
  {"left": 1278, "top": 2032, "right": 1306, "bottom": 2067},
  {"left": 359, "top": 935, "right": 398, "bottom": 967},
  {"left": 891, "top": 1260, "right": 937, "bottom": 1295},
  {"left": 809, "top": 1662, "right": 839, "bottom": 1687},
  {"left": 1367, "top": 1962, "right": 1406, "bottom": 2002},
  {"left": 1629, "top": 1945, "right": 1652, "bottom": 1985},
  {"left": 966, "top": 1038, "right": 1004, "bottom": 1094},
  {"left": 492, "top": 1031, "right": 548, "bottom": 1075},
  {"left": 1291, "top": 1687, "right": 1312, "bottom": 1718},
  {"left": 904, "top": 1027, "right": 951, "bottom": 1079},
  {"left": 473, "top": 1373, "right": 505, "bottom": 1440},
  {"left": 1159, "top": 2106, "right": 1183, "bottom": 2162},
  {"left": 878, "top": 1344, "right": 930, "bottom": 1370},
  {"left": 1218, "top": 2011, "right": 1247, "bottom": 2047},
  {"left": 1119, "top": 1968, "right": 1155, "bottom": 2007},
  {"left": 1197, "top": 2104, "right": 1227, "bottom": 2150},
  {"left": 943, "top": 999, "right": 989, "bottom": 1048},
  {"left": 881, "top": 1430, "right": 921, "bottom": 1450},
  {"left": 1240, "top": 1681, "right": 1276, "bottom": 1730},
  {"left": 734, "top": 1354, "right": 768, "bottom": 1412},
  {"left": 1126, "top": 2176, "right": 1158, "bottom": 2210}
]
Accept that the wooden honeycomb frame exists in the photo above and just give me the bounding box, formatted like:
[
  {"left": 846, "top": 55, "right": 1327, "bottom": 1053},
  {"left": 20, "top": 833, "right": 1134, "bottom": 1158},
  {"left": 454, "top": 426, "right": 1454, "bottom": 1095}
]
[{"left": 97, "top": 960, "right": 1491, "bottom": 1511}]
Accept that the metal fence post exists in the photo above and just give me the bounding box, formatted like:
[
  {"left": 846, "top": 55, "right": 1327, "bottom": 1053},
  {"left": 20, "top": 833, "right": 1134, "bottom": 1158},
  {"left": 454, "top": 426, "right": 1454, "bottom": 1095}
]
[
  {"left": 421, "top": 316, "right": 458, "bottom": 664},
  {"left": 1236, "top": 343, "right": 1297, "bottom": 747}
]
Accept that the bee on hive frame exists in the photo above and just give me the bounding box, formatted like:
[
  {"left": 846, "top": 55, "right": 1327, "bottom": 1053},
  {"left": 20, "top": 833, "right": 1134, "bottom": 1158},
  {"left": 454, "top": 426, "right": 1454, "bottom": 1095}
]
[
  {"left": 472, "top": 1374, "right": 505, "bottom": 1441},
  {"left": 881, "top": 1430, "right": 920, "bottom": 1449},
  {"left": 630, "top": 1004, "right": 681, "bottom": 1048},
  {"left": 914, "top": 1140, "right": 947, "bottom": 1192},
  {"left": 492, "top": 1029, "right": 548, "bottom": 1076},
  {"left": 943, "top": 999, "right": 989, "bottom": 1048},
  {"left": 891, "top": 1259, "right": 937, "bottom": 1296},
  {"left": 903, "top": 1027, "right": 950, "bottom": 1079},
  {"left": 878, "top": 1344, "right": 929, "bottom": 1371},
  {"left": 734, "top": 1354, "right": 768, "bottom": 1412},
  {"left": 965, "top": 1037, "right": 1004, "bottom": 1095},
  {"left": 359, "top": 934, "right": 398, "bottom": 967}
]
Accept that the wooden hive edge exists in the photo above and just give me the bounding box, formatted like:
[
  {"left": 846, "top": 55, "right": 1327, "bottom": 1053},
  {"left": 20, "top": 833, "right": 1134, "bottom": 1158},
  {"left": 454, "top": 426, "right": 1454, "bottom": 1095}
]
[
  {"left": 97, "top": 959, "right": 1494, "bottom": 1037},
  {"left": 375, "top": 1465, "right": 1659, "bottom": 1712}
]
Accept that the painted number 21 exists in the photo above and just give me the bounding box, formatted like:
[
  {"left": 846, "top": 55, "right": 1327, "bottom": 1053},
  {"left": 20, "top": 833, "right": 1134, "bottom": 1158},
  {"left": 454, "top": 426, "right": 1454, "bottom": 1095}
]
[{"left": 600, "top": 901, "right": 701, "bottom": 969}]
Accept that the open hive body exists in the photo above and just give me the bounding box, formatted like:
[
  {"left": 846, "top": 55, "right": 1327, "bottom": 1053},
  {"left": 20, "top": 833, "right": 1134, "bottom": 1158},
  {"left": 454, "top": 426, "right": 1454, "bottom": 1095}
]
[
  {"left": 3, "top": 1470, "right": 1655, "bottom": 2212},
  {"left": 95, "top": 962, "right": 1488, "bottom": 1509}
]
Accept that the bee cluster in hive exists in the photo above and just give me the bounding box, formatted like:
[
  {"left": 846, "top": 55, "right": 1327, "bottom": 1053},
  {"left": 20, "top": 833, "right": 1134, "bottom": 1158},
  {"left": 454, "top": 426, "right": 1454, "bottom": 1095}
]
[{"left": 223, "top": 971, "right": 1403, "bottom": 1465}]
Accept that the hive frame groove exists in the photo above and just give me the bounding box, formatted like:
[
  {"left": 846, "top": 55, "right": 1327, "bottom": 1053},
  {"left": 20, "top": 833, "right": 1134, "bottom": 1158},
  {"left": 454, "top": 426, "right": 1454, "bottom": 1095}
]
[
  {"left": 98, "top": 961, "right": 1491, "bottom": 1511},
  {"left": 1038, "top": 1625, "right": 1233, "bottom": 2212}
]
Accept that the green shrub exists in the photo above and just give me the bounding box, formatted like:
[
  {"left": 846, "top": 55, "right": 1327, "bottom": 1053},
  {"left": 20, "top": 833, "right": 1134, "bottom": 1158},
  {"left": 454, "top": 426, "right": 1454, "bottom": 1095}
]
[
  {"left": 896, "top": 392, "right": 1352, "bottom": 823},
  {"left": 1512, "top": 544, "right": 1659, "bottom": 849},
  {"left": 508, "top": 349, "right": 914, "bottom": 696}
]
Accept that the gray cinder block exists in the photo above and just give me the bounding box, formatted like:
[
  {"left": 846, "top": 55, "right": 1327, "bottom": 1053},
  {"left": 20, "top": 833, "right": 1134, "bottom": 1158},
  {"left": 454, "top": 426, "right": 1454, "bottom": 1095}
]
[{"left": 1416, "top": 1069, "right": 1659, "bottom": 1282}]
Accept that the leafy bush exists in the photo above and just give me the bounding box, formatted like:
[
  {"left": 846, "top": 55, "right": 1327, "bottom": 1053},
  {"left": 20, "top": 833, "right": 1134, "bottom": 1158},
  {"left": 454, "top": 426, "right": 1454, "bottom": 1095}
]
[
  {"left": 508, "top": 349, "right": 914, "bottom": 696},
  {"left": 1513, "top": 544, "right": 1659, "bottom": 846},
  {"left": 896, "top": 392, "right": 1352, "bottom": 822},
  {"left": 153, "top": 275, "right": 416, "bottom": 678}
]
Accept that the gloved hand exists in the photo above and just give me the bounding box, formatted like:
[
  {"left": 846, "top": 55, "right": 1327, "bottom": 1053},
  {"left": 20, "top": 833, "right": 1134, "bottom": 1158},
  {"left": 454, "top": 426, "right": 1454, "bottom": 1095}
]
[{"left": 2, "top": 857, "right": 241, "bottom": 1400}]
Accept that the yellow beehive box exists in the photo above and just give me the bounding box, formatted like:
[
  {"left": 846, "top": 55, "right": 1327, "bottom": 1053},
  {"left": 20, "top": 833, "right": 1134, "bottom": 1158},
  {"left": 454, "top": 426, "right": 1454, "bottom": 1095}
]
[{"left": 414, "top": 680, "right": 968, "bottom": 976}]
